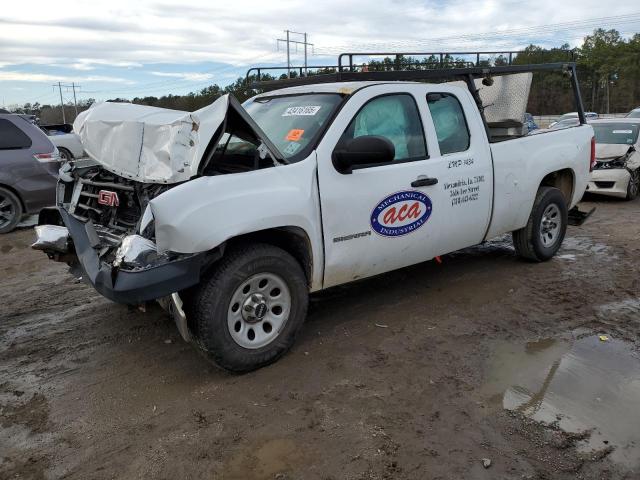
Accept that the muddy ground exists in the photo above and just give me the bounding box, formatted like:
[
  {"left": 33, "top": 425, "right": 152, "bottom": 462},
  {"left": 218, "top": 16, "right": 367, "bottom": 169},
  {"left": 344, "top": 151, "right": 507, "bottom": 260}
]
[{"left": 1, "top": 196, "right": 639, "bottom": 480}]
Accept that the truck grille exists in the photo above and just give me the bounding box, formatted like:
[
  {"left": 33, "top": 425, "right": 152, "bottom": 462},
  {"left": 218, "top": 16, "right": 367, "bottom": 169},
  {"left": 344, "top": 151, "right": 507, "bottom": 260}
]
[{"left": 68, "top": 171, "right": 141, "bottom": 237}]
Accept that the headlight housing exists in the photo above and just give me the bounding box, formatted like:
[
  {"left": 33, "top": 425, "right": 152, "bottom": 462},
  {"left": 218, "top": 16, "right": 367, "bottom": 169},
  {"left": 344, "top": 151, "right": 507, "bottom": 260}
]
[{"left": 113, "top": 235, "right": 159, "bottom": 269}]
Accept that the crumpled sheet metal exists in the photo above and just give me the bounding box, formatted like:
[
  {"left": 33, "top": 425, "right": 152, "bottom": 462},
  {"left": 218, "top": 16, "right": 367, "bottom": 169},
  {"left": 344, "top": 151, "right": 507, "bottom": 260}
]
[{"left": 73, "top": 95, "right": 229, "bottom": 184}]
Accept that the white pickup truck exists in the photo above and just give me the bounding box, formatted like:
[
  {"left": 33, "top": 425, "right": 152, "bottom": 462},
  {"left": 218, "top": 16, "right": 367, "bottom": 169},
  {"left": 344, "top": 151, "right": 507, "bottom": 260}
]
[{"left": 34, "top": 61, "right": 594, "bottom": 372}]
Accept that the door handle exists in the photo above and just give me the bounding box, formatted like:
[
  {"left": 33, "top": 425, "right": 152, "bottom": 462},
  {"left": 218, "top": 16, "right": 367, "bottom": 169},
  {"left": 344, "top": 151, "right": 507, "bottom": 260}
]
[{"left": 411, "top": 176, "right": 438, "bottom": 187}]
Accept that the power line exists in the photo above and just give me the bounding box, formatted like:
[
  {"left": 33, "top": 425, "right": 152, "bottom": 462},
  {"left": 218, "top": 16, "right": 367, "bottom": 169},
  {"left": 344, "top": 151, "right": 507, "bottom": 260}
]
[
  {"left": 277, "top": 30, "right": 314, "bottom": 78},
  {"left": 314, "top": 12, "right": 640, "bottom": 54},
  {"left": 53, "top": 82, "right": 81, "bottom": 122}
]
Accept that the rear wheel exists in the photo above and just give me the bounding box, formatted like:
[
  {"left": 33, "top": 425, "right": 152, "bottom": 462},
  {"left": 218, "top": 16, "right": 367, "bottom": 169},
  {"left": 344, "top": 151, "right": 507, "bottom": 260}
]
[
  {"left": 626, "top": 168, "right": 639, "bottom": 200},
  {"left": 513, "top": 186, "right": 568, "bottom": 262},
  {"left": 0, "top": 187, "right": 23, "bottom": 234},
  {"left": 192, "top": 243, "right": 308, "bottom": 373},
  {"left": 58, "top": 148, "right": 73, "bottom": 162}
]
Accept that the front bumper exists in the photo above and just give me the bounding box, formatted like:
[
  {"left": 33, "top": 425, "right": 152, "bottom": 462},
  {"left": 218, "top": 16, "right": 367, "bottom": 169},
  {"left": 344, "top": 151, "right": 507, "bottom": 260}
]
[
  {"left": 57, "top": 208, "right": 203, "bottom": 304},
  {"left": 586, "top": 168, "right": 630, "bottom": 199}
]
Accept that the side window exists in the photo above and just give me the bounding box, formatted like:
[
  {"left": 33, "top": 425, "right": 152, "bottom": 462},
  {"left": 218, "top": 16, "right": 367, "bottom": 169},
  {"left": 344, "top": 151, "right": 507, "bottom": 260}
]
[
  {"left": 0, "top": 119, "right": 32, "bottom": 150},
  {"left": 338, "top": 94, "right": 427, "bottom": 163},
  {"left": 426, "top": 93, "right": 470, "bottom": 155}
]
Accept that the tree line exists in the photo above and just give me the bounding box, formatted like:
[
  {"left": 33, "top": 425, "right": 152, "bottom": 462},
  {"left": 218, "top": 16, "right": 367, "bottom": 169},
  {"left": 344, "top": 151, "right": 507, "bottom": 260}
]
[{"left": 9, "top": 28, "right": 640, "bottom": 123}]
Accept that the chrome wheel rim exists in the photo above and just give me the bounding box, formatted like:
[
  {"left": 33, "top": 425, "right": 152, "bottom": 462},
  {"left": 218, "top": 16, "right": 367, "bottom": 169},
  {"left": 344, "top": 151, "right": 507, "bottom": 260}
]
[
  {"left": 539, "top": 203, "right": 561, "bottom": 247},
  {"left": 0, "top": 194, "right": 16, "bottom": 230},
  {"left": 227, "top": 272, "right": 291, "bottom": 349}
]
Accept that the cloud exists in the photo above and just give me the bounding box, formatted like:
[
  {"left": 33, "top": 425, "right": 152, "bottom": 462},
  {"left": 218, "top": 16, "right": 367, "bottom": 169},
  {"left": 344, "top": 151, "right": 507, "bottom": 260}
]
[
  {"left": 0, "top": 71, "right": 134, "bottom": 84},
  {"left": 2, "top": 0, "right": 639, "bottom": 104},
  {"left": 1, "top": 0, "right": 638, "bottom": 70},
  {"left": 150, "top": 71, "right": 215, "bottom": 81}
]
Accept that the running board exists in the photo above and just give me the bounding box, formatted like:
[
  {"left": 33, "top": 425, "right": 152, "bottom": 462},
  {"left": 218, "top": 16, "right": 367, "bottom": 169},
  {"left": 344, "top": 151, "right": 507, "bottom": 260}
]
[{"left": 568, "top": 206, "right": 595, "bottom": 226}]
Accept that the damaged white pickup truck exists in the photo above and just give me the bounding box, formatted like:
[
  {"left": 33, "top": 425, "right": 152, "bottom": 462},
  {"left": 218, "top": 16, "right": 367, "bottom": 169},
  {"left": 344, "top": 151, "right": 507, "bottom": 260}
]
[{"left": 34, "top": 61, "right": 594, "bottom": 372}]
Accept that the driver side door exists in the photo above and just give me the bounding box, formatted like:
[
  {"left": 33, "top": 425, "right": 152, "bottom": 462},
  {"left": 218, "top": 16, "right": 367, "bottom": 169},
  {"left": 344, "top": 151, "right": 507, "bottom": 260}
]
[{"left": 316, "top": 85, "right": 443, "bottom": 287}]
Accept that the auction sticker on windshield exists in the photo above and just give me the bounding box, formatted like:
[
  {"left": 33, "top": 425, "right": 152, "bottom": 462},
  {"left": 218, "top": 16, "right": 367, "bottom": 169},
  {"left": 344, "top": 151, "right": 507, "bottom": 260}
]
[
  {"left": 285, "top": 129, "right": 305, "bottom": 141},
  {"left": 282, "top": 106, "right": 321, "bottom": 116},
  {"left": 370, "top": 191, "right": 432, "bottom": 237}
]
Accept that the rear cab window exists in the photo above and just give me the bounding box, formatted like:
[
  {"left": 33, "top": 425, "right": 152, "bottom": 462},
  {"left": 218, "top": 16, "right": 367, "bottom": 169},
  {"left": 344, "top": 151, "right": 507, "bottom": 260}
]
[
  {"left": 426, "top": 93, "right": 470, "bottom": 155},
  {"left": 336, "top": 94, "right": 427, "bottom": 164},
  {"left": 0, "top": 118, "right": 33, "bottom": 150}
]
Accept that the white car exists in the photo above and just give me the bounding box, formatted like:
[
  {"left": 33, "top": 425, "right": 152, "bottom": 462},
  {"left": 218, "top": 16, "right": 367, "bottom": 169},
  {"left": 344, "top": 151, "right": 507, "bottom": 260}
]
[
  {"left": 549, "top": 111, "right": 598, "bottom": 128},
  {"left": 34, "top": 63, "right": 593, "bottom": 372},
  {"left": 627, "top": 108, "right": 640, "bottom": 119},
  {"left": 40, "top": 124, "right": 85, "bottom": 161},
  {"left": 587, "top": 119, "right": 640, "bottom": 199}
]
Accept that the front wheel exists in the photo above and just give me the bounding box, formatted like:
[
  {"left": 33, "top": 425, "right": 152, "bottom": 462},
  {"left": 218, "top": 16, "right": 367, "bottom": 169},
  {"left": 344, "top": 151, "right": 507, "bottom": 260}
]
[
  {"left": 626, "top": 169, "right": 639, "bottom": 200},
  {"left": 512, "top": 186, "right": 568, "bottom": 262},
  {"left": 191, "top": 243, "right": 309, "bottom": 373}
]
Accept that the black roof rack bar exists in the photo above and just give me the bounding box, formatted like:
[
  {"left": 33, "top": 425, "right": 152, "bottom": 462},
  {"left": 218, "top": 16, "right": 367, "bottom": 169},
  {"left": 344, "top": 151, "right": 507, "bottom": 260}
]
[
  {"left": 245, "top": 59, "right": 475, "bottom": 84},
  {"left": 249, "top": 61, "right": 577, "bottom": 90},
  {"left": 246, "top": 50, "right": 577, "bottom": 87},
  {"left": 338, "top": 50, "right": 576, "bottom": 71},
  {"left": 340, "top": 51, "right": 514, "bottom": 71},
  {"left": 246, "top": 65, "right": 340, "bottom": 84}
]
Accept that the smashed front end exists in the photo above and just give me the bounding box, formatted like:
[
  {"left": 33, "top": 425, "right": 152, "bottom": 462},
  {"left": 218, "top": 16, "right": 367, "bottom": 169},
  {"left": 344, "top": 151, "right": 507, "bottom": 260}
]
[
  {"left": 34, "top": 159, "right": 204, "bottom": 304},
  {"left": 588, "top": 144, "right": 639, "bottom": 198},
  {"left": 33, "top": 93, "right": 283, "bottom": 306}
]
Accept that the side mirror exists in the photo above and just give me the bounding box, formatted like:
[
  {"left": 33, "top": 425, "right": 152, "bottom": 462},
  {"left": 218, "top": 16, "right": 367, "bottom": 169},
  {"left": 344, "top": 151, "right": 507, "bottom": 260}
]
[{"left": 333, "top": 135, "right": 395, "bottom": 173}]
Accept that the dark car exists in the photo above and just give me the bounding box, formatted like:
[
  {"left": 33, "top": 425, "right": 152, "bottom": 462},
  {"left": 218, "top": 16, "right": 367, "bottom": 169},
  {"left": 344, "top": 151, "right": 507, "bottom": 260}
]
[{"left": 0, "top": 114, "right": 60, "bottom": 233}]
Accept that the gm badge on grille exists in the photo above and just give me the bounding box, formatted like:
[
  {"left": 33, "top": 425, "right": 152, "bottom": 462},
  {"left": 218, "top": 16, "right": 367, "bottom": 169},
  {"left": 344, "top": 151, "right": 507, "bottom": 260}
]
[{"left": 98, "top": 190, "right": 120, "bottom": 207}]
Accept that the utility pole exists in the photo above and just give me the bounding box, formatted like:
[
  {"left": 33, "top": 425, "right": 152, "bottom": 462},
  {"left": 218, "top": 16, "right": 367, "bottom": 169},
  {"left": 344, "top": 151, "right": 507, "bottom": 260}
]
[
  {"left": 72, "top": 82, "right": 78, "bottom": 118},
  {"left": 53, "top": 82, "right": 81, "bottom": 123},
  {"left": 277, "top": 31, "right": 313, "bottom": 78},
  {"left": 286, "top": 30, "right": 290, "bottom": 78},
  {"left": 304, "top": 32, "right": 308, "bottom": 76},
  {"left": 57, "top": 82, "right": 66, "bottom": 124}
]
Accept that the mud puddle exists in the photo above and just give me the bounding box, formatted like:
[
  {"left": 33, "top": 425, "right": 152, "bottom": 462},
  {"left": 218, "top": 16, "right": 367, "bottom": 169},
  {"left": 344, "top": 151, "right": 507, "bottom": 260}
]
[
  {"left": 485, "top": 333, "right": 640, "bottom": 468},
  {"left": 561, "top": 236, "right": 616, "bottom": 258}
]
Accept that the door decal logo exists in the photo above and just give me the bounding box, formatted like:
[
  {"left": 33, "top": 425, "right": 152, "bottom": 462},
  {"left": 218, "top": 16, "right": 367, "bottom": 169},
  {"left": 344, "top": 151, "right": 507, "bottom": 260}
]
[{"left": 370, "top": 190, "right": 432, "bottom": 237}]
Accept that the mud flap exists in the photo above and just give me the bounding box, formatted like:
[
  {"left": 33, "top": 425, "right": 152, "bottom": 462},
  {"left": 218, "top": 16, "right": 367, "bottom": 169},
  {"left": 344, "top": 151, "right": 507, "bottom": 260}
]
[{"left": 568, "top": 206, "right": 595, "bottom": 226}]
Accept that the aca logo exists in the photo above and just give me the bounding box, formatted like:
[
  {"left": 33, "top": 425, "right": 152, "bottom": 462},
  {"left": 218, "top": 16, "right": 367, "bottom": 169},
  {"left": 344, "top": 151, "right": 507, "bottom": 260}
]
[{"left": 370, "top": 190, "right": 432, "bottom": 237}]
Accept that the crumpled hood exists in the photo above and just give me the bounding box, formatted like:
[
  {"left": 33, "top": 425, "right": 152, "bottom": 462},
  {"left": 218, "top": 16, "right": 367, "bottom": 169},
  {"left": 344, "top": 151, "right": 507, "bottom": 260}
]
[
  {"left": 73, "top": 95, "right": 230, "bottom": 184},
  {"left": 595, "top": 143, "right": 632, "bottom": 161}
]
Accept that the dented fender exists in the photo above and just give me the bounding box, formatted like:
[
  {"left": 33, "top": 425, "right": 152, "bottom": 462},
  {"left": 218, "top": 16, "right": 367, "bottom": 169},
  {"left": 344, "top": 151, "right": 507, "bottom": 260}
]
[{"left": 148, "top": 155, "right": 324, "bottom": 290}]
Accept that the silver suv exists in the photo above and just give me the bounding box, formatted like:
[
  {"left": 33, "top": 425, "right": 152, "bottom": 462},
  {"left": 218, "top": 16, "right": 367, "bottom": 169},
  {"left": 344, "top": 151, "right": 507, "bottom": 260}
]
[{"left": 0, "top": 114, "right": 60, "bottom": 233}]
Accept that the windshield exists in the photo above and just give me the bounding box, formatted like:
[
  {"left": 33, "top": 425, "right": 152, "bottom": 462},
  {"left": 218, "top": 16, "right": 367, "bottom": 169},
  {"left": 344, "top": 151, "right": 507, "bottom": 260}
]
[
  {"left": 627, "top": 110, "right": 640, "bottom": 118},
  {"left": 593, "top": 123, "right": 639, "bottom": 145},
  {"left": 244, "top": 93, "right": 343, "bottom": 160}
]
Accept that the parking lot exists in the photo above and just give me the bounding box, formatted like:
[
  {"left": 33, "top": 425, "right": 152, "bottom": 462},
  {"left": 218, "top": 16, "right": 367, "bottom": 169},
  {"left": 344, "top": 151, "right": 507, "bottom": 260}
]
[{"left": 1, "top": 195, "right": 639, "bottom": 479}]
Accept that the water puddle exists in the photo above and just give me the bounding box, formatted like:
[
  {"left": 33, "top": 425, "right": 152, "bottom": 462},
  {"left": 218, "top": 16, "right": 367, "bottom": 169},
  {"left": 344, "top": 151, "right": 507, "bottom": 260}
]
[
  {"left": 561, "top": 236, "right": 615, "bottom": 258},
  {"left": 485, "top": 333, "right": 640, "bottom": 468}
]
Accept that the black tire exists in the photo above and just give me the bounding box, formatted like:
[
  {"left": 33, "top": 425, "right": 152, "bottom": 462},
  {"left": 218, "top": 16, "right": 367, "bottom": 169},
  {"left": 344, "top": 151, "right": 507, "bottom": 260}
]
[
  {"left": 512, "top": 186, "right": 568, "bottom": 262},
  {"left": 0, "top": 187, "right": 23, "bottom": 234},
  {"left": 58, "top": 148, "right": 73, "bottom": 162},
  {"left": 191, "top": 243, "right": 308, "bottom": 373},
  {"left": 626, "top": 169, "right": 639, "bottom": 200}
]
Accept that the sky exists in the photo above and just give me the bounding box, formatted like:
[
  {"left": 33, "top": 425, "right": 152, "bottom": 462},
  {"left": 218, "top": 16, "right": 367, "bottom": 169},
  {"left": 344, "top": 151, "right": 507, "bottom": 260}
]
[{"left": 1, "top": 0, "right": 640, "bottom": 107}]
